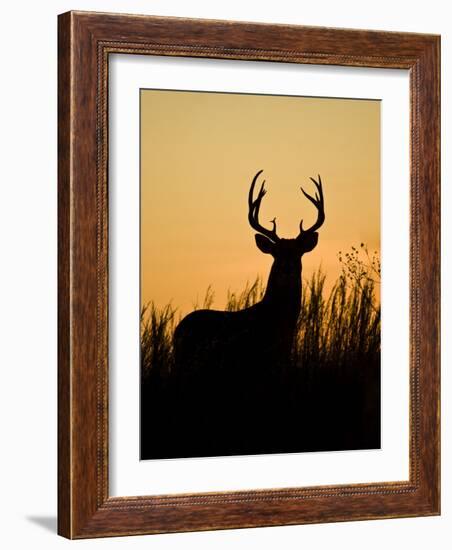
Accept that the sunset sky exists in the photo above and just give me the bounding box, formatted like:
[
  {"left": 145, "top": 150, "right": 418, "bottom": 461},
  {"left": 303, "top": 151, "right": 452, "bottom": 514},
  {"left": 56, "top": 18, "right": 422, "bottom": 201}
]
[{"left": 141, "top": 89, "right": 380, "bottom": 316}]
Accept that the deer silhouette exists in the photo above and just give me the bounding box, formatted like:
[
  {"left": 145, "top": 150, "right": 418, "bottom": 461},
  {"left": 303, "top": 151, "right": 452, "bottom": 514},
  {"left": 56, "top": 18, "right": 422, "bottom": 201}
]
[
  {"left": 173, "top": 170, "right": 325, "bottom": 399},
  {"left": 141, "top": 173, "right": 379, "bottom": 458}
]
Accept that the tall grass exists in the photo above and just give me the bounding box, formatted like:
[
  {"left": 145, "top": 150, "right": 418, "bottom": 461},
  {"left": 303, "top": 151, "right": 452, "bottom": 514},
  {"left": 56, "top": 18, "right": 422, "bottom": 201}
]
[
  {"left": 294, "top": 270, "right": 380, "bottom": 370},
  {"left": 140, "top": 263, "right": 381, "bottom": 458},
  {"left": 141, "top": 268, "right": 380, "bottom": 382},
  {"left": 141, "top": 302, "right": 178, "bottom": 380}
]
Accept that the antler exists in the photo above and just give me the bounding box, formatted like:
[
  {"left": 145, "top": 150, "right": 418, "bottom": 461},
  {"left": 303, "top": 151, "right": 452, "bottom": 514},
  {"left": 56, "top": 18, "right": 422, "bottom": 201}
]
[
  {"left": 299, "top": 175, "right": 325, "bottom": 234},
  {"left": 248, "top": 170, "right": 280, "bottom": 242}
]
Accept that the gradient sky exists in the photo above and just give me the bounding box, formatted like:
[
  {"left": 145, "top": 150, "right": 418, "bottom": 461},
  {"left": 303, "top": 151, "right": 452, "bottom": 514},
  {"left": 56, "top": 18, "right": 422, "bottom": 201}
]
[{"left": 141, "top": 89, "right": 380, "bottom": 316}]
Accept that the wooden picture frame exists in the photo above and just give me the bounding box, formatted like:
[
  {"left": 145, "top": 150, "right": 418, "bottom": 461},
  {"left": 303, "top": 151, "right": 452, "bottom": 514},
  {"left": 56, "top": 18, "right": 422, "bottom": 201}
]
[{"left": 58, "top": 11, "right": 440, "bottom": 539}]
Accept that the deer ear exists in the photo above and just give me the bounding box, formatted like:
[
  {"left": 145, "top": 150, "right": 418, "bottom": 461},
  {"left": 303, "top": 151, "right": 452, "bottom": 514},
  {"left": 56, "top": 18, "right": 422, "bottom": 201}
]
[
  {"left": 298, "top": 232, "right": 319, "bottom": 253},
  {"left": 255, "top": 234, "right": 275, "bottom": 254}
]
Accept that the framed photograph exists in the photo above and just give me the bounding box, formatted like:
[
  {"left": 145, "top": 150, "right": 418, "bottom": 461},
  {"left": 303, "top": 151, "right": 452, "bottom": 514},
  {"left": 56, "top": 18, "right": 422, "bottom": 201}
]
[{"left": 58, "top": 11, "right": 440, "bottom": 538}]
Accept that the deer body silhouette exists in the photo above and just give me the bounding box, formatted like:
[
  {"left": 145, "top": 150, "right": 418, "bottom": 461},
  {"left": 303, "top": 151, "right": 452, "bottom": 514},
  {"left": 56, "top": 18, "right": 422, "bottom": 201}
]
[{"left": 173, "top": 171, "right": 325, "bottom": 406}]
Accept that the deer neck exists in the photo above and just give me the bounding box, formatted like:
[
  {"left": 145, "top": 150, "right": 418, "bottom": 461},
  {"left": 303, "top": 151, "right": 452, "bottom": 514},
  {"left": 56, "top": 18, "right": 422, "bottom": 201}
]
[{"left": 261, "top": 258, "right": 302, "bottom": 322}]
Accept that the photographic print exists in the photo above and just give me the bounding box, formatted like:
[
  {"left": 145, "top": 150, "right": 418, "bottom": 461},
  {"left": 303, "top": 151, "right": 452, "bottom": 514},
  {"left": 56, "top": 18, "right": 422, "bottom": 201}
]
[{"left": 140, "top": 89, "right": 381, "bottom": 460}]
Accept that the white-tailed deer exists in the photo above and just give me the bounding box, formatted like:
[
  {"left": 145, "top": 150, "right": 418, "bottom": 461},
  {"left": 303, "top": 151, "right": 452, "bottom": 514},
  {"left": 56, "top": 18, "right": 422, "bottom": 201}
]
[{"left": 173, "top": 170, "right": 325, "bottom": 388}]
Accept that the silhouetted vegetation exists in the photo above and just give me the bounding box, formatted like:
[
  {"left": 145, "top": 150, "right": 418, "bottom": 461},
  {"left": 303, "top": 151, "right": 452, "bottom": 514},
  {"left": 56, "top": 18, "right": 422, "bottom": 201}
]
[{"left": 141, "top": 252, "right": 380, "bottom": 459}]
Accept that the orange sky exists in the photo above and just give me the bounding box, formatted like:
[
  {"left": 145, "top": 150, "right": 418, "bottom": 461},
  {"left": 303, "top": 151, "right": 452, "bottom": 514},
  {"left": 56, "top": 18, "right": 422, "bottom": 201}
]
[{"left": 141, "top": 89, "right": 380, "bottom": 316}]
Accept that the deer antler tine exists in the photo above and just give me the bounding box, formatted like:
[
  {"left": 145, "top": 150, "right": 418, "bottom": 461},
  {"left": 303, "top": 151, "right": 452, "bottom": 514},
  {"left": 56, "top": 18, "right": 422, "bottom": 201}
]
[
  {"left": 299, "top": 175, "right": 325, "bottom": 235},
  {"left": 309, "top": 176, "right": 319, "bottom": 187},
  {"left": 247, "top": 170, "right": 280, "bottom": 242},
  {"left": 270, "top": 217, "right": 277, "bottom": 234},
  {"left": 316, "top": 176, "right": 324, "bottom": 200},
  {"left": 249, "top": 169, "right": 264, "bottom": 205},
  {"left": 300, "top": 186, "right": 318, "bottom": 207},
  {"left": 308, "top": 177, "right": 324, "bottom": 205}
]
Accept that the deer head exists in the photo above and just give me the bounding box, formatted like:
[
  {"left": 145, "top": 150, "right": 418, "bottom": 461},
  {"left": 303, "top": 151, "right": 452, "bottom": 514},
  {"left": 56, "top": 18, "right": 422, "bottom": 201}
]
[{"left": 248, "top": 169, "right": 325, "bottom": 260}]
